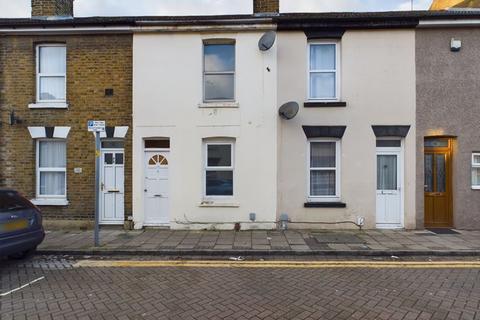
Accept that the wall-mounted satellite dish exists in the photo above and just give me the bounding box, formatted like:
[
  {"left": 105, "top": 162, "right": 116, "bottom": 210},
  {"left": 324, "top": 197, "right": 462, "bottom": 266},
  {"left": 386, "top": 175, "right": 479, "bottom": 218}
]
[
  {"left": 279, "top": 101, "right": 299, "bottom": 120},
  {"left": 258, "top": 31, "right": 276, "bottom": 51}
]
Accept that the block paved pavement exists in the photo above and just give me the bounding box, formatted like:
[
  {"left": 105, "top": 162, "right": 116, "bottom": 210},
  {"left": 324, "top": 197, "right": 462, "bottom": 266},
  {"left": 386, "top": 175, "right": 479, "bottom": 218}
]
[
  {"left": 38, "top": 229, "right": 480, "bottom": 255},
  {"left": 1, "top": 256, "right": 480, "bottom": 319}
]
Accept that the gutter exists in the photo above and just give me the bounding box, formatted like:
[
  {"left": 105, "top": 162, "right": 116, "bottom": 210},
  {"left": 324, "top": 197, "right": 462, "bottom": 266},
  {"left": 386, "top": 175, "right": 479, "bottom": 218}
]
[
  {"left": 0, "top": 23, "right": 276, "bottom": 35},
  {"left": 418, "top": 18, "right": 480, "bottom": 27}
]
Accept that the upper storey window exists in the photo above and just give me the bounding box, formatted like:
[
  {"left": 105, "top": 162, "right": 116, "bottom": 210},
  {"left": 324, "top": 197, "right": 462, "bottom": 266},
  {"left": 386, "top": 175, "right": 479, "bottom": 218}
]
[
  {"left": 37, "top": 44, "right": 66, "bottom": 103},
  {"left": 203, "top": 41, "right": 235, "bottom": 102},
  {"left": 308, "top": 42, "right": 340, "bottom": 101}
]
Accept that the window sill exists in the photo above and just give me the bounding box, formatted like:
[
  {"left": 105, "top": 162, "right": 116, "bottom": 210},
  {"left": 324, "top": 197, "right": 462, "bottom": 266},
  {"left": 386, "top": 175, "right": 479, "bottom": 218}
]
[
  {"left": 29, "top": 103, "right": 68, "bottom": 109},
  {"left": 304, "top": 202, "right": 346, "bottom": 208},
  {"left": 199, "top": 201, "right": 240, "bottom": 208},
  {"left": 198, "top": 102, "right": 239, "bottom": 109},
  {"left": 472, "top": 186, "right": 480, "bottom": 190},
  {"left": 31, "top": 199, "right": 69, "bottom": 206},
  {"left": 304, "top": 101, "right": 347, "bottom": 108}
]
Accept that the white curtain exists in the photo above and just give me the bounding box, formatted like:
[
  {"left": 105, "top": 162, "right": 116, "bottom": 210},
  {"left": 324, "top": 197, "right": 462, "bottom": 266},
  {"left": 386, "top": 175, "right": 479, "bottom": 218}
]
[
  {"left": 39, "top": 141, "right": 66, "bottom": 196},
  {"left": 39, "top": 141, "right": 66, "bottom": 168},
  {"left": 310, "top": 44, "right": 335, "bottom": 70},
  {"left": 40, "top": 172, "right": 65, "bottom": 196},
  {"left": 39, "top": 47, "right": 66, "bottom": 73},
  {"left": 40, "top": 77, "right": 65, "bottom": 100},
  {"left": 39, "top": 46, "right": 66, "bottom": 101},
  {"left": 310, "top": 44, "right": 336, "bottom": 99}
]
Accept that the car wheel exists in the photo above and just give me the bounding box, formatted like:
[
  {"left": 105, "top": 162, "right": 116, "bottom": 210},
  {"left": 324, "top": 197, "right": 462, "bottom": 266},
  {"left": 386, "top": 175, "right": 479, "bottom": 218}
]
[{"left": 8, "top": 247, "right": 36, "bottom": 260}]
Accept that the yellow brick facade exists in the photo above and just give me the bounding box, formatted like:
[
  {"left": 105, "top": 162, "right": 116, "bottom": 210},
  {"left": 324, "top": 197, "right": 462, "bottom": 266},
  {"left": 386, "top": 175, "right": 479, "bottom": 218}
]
[{"left": 0, "top": 34, "right": 132, "bottom": 222}]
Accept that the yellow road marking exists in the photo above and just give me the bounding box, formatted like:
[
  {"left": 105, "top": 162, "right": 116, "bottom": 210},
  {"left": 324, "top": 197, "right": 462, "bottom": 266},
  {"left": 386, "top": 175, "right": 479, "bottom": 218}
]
[{"left": 74, "top": 260, "right": 480, "bottom": 269}]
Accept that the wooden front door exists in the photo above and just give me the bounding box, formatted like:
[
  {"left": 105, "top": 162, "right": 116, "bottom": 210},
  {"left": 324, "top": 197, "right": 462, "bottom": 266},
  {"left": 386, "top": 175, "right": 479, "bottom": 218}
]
[{"left": 424, "top": 138, "right": 453, "bottom": 228}]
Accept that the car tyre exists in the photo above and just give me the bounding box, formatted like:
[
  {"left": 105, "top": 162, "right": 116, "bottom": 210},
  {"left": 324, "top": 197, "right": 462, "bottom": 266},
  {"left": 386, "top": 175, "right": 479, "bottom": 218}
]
[{"left": 8, "top": 247, "right": 36, "bottom": 260}]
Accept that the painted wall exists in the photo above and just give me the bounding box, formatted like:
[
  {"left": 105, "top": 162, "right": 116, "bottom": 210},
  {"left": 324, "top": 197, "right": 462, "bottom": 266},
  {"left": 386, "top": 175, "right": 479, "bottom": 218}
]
[
  {"left": 416, "top": 27, "right": 480, "bottom": 229},
  {"left": 133, "top": 31, "right": 277, "bottom": 230},
  {"left": 277, "top": 30, "right": 417, "bottom": 229}
]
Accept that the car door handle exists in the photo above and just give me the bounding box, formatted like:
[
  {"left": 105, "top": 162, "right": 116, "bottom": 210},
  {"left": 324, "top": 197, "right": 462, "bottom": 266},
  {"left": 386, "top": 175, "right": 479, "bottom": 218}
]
[{"left": 154, "top": 194, "right": 163, "bottom": 197}]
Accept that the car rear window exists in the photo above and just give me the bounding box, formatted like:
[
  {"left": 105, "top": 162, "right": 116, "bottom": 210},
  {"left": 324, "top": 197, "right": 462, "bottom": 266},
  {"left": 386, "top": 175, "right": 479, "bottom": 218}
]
[{"left": 0, "top": 192, "right": 33, "bottom": 211}]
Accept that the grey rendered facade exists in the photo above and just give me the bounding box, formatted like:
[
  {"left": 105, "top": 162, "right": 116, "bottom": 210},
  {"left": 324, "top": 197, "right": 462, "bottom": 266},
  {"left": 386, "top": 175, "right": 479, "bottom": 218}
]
[{"left": 416, "top": 26, "right": 480, "bottom": 229}]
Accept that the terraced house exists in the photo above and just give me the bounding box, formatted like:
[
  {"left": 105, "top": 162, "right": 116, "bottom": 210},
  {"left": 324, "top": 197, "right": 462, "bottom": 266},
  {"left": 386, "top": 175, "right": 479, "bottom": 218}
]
[
  {"left": 1, "top": 0, "right": 479, "bottom": 231},
  {"left": 0, "top": 0, "right": 133, "bottom": 229}
]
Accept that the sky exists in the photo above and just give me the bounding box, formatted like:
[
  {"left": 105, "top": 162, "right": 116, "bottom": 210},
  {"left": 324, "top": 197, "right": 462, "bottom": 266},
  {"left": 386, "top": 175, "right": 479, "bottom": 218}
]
[{"left": 0, "top": 0, "right": 433, "bottom": 18}]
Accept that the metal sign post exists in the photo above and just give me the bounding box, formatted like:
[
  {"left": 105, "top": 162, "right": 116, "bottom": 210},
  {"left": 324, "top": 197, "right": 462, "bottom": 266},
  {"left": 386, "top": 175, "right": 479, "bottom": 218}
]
[{"left": 88, "top": 121, "right": 106, "bottom": 247}]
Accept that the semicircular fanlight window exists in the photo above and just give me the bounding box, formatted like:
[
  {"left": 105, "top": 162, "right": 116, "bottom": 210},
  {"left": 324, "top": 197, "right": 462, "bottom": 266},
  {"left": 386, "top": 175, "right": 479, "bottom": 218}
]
[{"left": 148, "top": 154, "right": 168, "bottom": 166}]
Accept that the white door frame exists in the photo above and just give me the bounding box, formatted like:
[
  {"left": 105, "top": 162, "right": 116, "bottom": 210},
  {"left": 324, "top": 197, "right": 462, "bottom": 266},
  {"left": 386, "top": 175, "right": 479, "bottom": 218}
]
[
  {"left": 143, "top": 148, "right": 170, "bottom": 226},
  {"left": 99, "top": 147, "right": 125, "bottom": 225},
  {"left": 376, "top": 140, "right": 404, "bottom": 229}
]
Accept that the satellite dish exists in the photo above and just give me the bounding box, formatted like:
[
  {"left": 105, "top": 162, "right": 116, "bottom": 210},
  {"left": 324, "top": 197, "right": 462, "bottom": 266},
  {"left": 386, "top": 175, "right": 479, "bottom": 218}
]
[
  {"left": 279, "top": 102, "right": 299, "bottom": 120},
  {"left": 258, "top": 31, "right": 276, "bottom": 51}
]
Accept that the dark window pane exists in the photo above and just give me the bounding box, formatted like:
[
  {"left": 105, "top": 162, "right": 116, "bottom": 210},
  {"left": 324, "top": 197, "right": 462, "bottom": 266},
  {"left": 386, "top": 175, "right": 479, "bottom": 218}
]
[
  {"left": 206, "top": 171, "right": 233, "bottom": 196},
  {"left": 204, "top": 44, "right": 235, "bottom": 72},
  {"left": 115, "top": 153, "right": 124, "bottom": 165},
  {"left": 145, "top": 139, "right": 170, "bottom": 149},
  {"left": 425, "top": 139, "right": 449, "bottom": 148},
  {"left": 104, "top": 153, "right": 113, "bottom": 165},
  {"left": 207, "top": 144, "right": 231, "bottom": 167},
  {"left": 102, "top": 140, "right": 124, "bottom": 149},
  {"left": 204, "top": 74, "right": 234, "bottom": 101},
  {"left": 310, "top": 142, "right": 336, "bottom": 168},
  {"left": 436, "top": 154, "right": 446, "bottom": 193},
  {"left": 424, "top": 154, "right": 433, "bottom": 192},
  {"left": 310, "top": 170, "right": 336, "bottom": 196},
  {"left": 376, "top": 140, "right": 401, "bottom": 148},
  {"left": 377, "top": 155, "right": 397, "bottom": 190}
]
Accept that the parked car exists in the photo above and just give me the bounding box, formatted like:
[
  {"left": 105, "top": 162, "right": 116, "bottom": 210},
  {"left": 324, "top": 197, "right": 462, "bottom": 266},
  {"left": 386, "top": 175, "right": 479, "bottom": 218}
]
[{"left": 0, "top": 190, "right": 45, "bottom": 259}]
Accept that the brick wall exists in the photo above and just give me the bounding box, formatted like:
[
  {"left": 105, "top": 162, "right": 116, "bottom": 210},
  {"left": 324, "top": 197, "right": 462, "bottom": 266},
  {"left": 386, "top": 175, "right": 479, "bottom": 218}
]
[
  {"left": 0, "top": 34, "right": 132, "bottom": 221},
  {"left": 31, "top": 0, "right": 74, "bottom": 17},
  {"left": 253, "top": 0, "right": 279, "bottom": 13}
]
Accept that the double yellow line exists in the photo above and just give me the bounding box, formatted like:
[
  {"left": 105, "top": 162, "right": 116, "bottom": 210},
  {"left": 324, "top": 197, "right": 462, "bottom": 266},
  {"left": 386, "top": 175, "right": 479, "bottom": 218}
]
[{"left": 74, "top": 260, "right": 480, "bottom": 269}]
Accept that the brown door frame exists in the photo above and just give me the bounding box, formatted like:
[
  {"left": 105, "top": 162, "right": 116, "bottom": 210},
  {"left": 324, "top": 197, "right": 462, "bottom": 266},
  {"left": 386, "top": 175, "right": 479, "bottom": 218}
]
[{"left": 424, "top": 137, "right": 453, "bottom": 228}]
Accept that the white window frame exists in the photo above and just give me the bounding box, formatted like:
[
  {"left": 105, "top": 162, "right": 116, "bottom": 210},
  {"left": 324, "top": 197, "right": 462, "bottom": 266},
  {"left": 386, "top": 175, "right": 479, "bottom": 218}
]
[
  {"left": 36, "top": 44, "right": 67, "bottom": 104},
  {"left": 307, "top": 139, "right": 341, "bottom": 202},
  {"left": 307, "top": 41, "right": 341, "bottom": 102},
  {"left": 472, "top": 153, "right": 480, "bottom": 190},
  {"left": 36, "top": 139, "right": 67, "bottom": 200},
  {"left": 203, "top": 40, "right": 236, "bottom": 103},
  {"left": 204, "top": 141, "right": 235, "bottom": 199}
]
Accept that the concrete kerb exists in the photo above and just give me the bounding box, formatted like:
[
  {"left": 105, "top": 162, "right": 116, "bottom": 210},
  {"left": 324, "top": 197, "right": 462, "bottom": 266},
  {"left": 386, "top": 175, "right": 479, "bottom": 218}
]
[{"left": 36, "top": 249, "right": 480, "bottom": 257}]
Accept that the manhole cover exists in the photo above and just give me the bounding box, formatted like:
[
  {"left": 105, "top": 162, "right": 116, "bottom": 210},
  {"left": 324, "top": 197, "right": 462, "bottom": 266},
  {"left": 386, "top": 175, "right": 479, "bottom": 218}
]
[{"left": 312, "top": 233, "right": 365, "bottom": 244}]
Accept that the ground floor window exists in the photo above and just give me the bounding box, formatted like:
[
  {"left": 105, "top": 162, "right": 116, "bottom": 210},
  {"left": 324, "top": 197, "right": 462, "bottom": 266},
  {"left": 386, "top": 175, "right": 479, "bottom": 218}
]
[
  {"left": 473, "top": 153, "right": 480, "bottom": 189},
  {"left": 37, "top": 140, "right": 67, "bottom": 198},
  {"left": 204, "top": 141, "right": 234, "bottom": 197},
  {"left": 308, "top": 139, "right": 340, "bottom": 201}
]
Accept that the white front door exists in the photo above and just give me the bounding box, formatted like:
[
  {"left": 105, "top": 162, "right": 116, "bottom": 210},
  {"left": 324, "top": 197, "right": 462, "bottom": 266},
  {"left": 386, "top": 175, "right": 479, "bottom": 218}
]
[
  {"left": 100, "top": 150, "right": 125, "bottom": 224},
  {"left": 144, "top": 151, "right": 169, "bottom": 225},
  {"left": 376, "top": 150, "right": 403, "bottom": 228}
]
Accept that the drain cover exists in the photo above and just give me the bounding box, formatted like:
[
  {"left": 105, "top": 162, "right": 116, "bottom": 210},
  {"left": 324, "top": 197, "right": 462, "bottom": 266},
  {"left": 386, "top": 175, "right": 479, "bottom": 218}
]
[{"left": 312, "top": 233, "right": 365, "bottom": 244}]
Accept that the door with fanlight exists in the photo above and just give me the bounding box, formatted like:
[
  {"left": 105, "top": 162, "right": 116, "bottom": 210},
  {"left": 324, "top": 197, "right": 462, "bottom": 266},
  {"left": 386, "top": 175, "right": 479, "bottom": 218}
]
[
  {"left": 144, "top": 151, "right": 169, "bottom": 225},
  {"left": 424, "top": 138, "right": 452, "bottom": 228},
  {"left": 376, "top": 139, "right": 403, "bottom": 229},
  {"left": 100, "top": 147, "right": 125, "bottom": 224}
]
